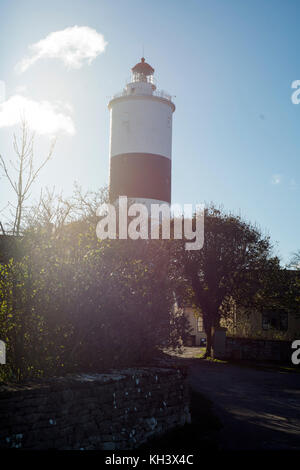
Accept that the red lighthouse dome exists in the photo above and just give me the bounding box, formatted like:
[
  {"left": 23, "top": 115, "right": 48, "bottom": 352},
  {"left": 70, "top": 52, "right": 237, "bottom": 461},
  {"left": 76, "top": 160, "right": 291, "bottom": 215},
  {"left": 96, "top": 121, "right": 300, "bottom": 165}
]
[{"left": 131, "top": 57, "right": 154, "bottom": 76}]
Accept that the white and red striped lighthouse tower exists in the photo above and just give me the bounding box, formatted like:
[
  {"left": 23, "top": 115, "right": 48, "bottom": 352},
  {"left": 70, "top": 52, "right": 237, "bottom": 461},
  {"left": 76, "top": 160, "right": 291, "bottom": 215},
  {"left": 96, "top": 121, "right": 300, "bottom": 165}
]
[{"left": 108, "top": 58, "right": 175, "bottom": 210}]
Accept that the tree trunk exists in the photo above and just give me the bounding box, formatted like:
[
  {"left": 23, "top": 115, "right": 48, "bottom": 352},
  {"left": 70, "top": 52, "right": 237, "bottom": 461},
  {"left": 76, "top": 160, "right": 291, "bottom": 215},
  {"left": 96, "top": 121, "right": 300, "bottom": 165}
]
[{"left": 204, "top": 323, "right": 213, "bottom": 358}]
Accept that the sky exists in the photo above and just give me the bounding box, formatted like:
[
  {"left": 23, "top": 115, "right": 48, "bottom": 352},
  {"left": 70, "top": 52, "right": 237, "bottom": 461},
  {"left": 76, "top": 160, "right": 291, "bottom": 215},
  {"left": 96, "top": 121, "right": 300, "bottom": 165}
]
[{"left": 0, "top": 0, "right": 299, "bottom": 265}]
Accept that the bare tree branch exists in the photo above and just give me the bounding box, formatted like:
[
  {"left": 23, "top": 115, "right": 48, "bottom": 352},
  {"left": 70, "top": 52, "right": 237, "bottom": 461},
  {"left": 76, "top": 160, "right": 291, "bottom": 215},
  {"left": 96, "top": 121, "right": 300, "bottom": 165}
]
[{"left": 0, "top": 119, "right": 56, "bottom": 235}]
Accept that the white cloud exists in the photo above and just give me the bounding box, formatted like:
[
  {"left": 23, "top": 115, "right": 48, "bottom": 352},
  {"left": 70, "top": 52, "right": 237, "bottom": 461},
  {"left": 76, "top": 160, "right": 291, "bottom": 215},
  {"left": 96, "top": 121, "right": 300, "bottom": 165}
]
[
  {"left": 271, "top": 174, "right": 282, "bottom": 185},
  {"left": 15, "top": 25, "right": 107, "bottom": 73},
  {"left": 0, "top": 95, "right": 75, "bottom": 135}
]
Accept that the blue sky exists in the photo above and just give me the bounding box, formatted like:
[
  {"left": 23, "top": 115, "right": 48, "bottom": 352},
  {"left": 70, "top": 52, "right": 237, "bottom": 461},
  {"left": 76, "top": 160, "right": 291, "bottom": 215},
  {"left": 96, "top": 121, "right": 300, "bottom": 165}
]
[{"left": 0, "top": 0, "right": 299, "bottom": 264}]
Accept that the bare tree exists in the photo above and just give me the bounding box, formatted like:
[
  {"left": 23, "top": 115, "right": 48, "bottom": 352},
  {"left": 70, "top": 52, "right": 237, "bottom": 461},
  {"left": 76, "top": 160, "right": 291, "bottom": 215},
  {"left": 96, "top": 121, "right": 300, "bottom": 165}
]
[
  {"left": 72, "top": 182, "right": 108, "bottom": 222},
  {"left": 24, "top": 187, "right": 75, "bottom": 232},
  {"left": 289, "top": 250, "right": 300, "bottom": 270},
  {"left": 0, "top": 120, "right": 55, "bottom": 235},
  {"left": 23, "top": 183, "right": 108, "bottom": 233}
]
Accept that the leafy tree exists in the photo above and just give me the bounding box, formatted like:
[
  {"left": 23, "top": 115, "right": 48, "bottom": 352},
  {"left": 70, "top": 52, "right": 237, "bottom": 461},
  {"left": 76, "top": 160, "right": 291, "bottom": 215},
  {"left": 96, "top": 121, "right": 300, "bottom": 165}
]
[
  {"left": 170, "top": 206, "right": 280, "bottom": 357},
  {"left": 0, "top": 222, "right": 181, "bottom": 381}
]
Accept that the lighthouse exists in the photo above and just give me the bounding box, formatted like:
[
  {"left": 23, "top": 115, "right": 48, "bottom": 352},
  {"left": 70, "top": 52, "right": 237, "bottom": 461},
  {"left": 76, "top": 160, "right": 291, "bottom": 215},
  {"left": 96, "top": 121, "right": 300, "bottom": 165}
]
[{"left": 108, "top": 58, "right": 175, "bottom": 211}]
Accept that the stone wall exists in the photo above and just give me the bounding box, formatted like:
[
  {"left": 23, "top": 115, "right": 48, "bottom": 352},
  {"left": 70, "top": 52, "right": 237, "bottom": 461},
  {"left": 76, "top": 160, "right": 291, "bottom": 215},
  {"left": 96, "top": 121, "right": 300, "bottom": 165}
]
[
  {"left": 225, "top": 337, "right": 292, "bottom": 363},
  {"left": 0, "top": 367, "right": 190, "bottom": 450}
]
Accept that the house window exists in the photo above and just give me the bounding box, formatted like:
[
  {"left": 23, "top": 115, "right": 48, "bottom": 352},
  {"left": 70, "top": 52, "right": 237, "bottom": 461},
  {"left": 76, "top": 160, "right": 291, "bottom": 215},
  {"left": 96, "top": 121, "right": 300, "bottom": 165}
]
[
  {"left": 197, "top": 316, "right": 204, "bottom": 332},
  {"left": 262, "top": 311, "right": 288, "bottom": 331}
]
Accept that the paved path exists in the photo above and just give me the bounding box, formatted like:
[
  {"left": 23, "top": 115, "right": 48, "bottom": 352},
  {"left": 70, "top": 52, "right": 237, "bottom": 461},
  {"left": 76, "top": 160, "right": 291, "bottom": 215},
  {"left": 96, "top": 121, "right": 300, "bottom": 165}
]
[
  {"left": 164, "top": 348, "right": 300, "bottom": 450},
  {"left": 188, "top": 358, "right": 300, "bottom": 450}
]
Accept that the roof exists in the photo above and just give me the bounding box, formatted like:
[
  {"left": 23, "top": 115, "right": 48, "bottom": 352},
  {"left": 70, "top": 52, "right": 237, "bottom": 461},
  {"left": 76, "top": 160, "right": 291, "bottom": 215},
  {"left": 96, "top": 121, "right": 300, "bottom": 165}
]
[{"left": 131, "top": 57, "right": 154, "bottom": 76}]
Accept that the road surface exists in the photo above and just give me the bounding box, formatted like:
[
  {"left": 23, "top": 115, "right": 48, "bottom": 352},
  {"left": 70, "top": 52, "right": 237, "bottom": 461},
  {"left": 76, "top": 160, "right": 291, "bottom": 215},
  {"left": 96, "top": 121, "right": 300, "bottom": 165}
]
[{"left": 188, "top": 358, "right": 300, "bottom": 450}]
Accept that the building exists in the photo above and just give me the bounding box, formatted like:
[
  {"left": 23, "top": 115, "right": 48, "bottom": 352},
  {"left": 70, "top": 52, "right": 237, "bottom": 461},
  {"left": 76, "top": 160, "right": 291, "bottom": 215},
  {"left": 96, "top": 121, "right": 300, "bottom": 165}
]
[
  {"left": 108, "top": 58, "right": 175, "bottom": 211},
  {"left": 220, "top": 305, "right": 300, "bottom": 342},
  {"left": 180, "top": 271, "right": 300, "bottom": 347},
  {"left": 183, "top": 307, "right": 206, "bottom": 346}
]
